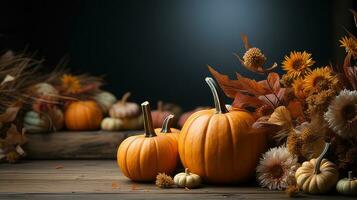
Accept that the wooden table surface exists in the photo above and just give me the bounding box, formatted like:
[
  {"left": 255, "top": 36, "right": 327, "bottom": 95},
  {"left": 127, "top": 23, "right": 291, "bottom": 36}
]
[{"left": 0, "top": 160, "right": 354, "bottom": 200}]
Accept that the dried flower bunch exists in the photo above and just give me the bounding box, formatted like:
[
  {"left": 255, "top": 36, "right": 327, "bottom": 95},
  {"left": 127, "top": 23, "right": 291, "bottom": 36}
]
[{"left": 209, "top": 9, "right": 357, "bottom": 194}]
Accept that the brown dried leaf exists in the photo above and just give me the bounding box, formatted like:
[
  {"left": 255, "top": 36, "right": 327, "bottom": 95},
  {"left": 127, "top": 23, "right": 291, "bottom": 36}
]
[
  {"left": 131, "top": 184, "right": 137, "bottom": 191},
  {"left": 232, "top": 92, "right": 264, "bottom": 109},
  {"left": 0, "top": 107, "right": 21, "bottom": 123},
  {"left": 208, "top": 66, "right": 245, "bottom": 98},
  {"left": 54, "top": 164, "right": 64, "bottom": 169},
  {"left": 2, "top": 124, "right": 27, "bottom": 146},
  {"left": 111, "top": 182, "right": 120, "bottom": 189},
  {"left": 236, "top": 73, "right": 271, "bottom": 95},
  {"left": 240, "top": 33, "right": 252, "bottom": 50}
]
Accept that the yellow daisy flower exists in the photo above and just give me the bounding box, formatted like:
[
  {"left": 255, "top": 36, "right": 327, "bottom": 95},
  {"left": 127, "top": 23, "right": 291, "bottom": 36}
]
[
  {"left": 282, "top": 51, "right": 315, "bottom": 79},
  {"left": 303, "top": 67, "right": 339, "bottom": 94},
  {"left": 61, "top": 74, "right": 81, "bottom": 94},
  {"left": 340, "top": 36, "right": 357, "bottom": 59}
]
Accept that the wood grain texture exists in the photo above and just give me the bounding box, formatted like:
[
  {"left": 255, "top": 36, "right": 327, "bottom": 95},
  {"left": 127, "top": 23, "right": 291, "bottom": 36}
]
[
  {"left": 24, "top": 131, "right": 141, "bottom": 159},
  {"left": 0, "top": 160, "right": 354, "bottom": 200}
]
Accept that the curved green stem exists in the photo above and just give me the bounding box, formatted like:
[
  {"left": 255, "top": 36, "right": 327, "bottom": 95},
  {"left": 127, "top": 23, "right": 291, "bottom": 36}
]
[
  {"left": 141, "top": 101, "right": 156, "bottom": 137},
  {"left": 314, "top": 142, "right": 330, "bottom": 174},
  {"left": 161, "top": 114, "right": 174, "bottom": 133},
  {"left": 205, "top": 77, "right": 228, "bottom": 114}
]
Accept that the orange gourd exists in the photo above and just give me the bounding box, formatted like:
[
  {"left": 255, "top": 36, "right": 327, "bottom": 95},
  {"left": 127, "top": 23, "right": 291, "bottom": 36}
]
[
  {"left": 117, "top": 101, "right": 178, "bottom": 182},
  {"left": 64, "top": 101, "right": 103, "bottom": 130},
  {"left": 178, "top": 77, "right": 267, "bottom": 184}
]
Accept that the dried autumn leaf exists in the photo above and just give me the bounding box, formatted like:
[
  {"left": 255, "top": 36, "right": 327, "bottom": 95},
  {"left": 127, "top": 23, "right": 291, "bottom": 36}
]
[
  {"left": 241, "top": 33, "right": 252, "bottom": 50},
  {"left": 287, "top": 100, "right": 305, "bottom": 120},
  {"left": 232, "top": 92, "right": 264, "bottom": 109},
  {"left": 112, "top": 182, "right": 120, "bottom": 189},
  {"left": 2, "top": 124, "right": 27, "bottom": 146},
  {"left": 208, "top": 66, "right": 244, "bottom": 98},
  {"left": 0, "top": 107, "right": 21, "bottom": 123},
  {"left": 236, "top": 73, "right": 271, "bottom": 95},
  {"left": 343, "top": 53, "right": 357, "bottom": 89},
  {"left": 1, "top": 75, "right": 15, "bottom": 85},
  {"left": 54, "top": 164, "right": 64, "bottom": 169},
  {"left": 266, "top": 72, "right": 281, "bottom": 93}
]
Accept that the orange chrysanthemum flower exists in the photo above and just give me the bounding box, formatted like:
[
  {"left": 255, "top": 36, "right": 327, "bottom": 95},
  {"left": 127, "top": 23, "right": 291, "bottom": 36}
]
[
  {"left": 340, "top": 36, "right": 357, "bottom": 59},
  {"left": 61, "top": 74, "right": 81, "bottom": 94}
]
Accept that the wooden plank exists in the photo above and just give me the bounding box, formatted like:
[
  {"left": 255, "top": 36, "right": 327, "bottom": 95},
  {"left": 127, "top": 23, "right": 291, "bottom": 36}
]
[
  {"left": 0, "top": 160, "right": 354, "bottom": 200},
  {"left": 24, "top": 131, "right": 141, "bottom": 159}
]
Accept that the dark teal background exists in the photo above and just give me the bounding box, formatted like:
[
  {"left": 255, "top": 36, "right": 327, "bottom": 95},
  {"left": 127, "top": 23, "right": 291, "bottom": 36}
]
[{"left": 1, "top": 0, "right": 356, "bottom": 110}]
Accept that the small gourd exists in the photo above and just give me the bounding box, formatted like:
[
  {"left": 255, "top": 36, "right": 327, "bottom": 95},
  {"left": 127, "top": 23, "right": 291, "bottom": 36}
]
[
  {"left": 94, "top": 91, "right": 117, "bottom": 114},
  {"left": 174, "top": 168, "right": 201, "bottom": 188},
  {"left": 295, "top": 143, "right": 339, "bottom": 194},
  {"left": 109, "top": 92, "right": 140, "bottom": 119},
  {"left": 336, "top": 171, "right": 357, "bottom": 196},
  {"left": 101, "top": 117, "right": 122, "bottom": 131}
]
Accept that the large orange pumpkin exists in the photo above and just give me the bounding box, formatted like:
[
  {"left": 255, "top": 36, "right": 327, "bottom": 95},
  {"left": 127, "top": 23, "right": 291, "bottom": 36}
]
[
  {"left": 117, "top": 101, "right": 178, "bottom": 182},
  {"left": 64, "top": 100, "right": 103, "bottom": 130},
  {"left": 178, "top": 77, "right": 268, "bottom": 184}
]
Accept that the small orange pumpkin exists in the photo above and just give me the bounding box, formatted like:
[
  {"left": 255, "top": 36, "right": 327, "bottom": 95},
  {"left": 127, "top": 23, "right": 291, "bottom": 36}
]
[
  {"left": 151, "top": 101, "right": 171, "bottom": 128},
  {"left": 64, "top": 100, "right": 103, "bottom": 130},
  {"left": 178, "top": 77, "right": 267, "bottom": 184},
  {"left": 117, "top": 101, "right": 178, "bottom": 181}
]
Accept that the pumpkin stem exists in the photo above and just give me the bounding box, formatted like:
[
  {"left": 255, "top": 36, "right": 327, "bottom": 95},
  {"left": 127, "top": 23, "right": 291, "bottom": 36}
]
[
  {"left": 141, "top": 101, "right": 156, "bottom": 137},
  {"left": 314, "top": 142, "right": 330, "bottom": 174},
  {"left": 121, "top": 92, "right": 131, "bottom": 104},
  {"left": 161, "top": 114, "right": 174, "bottom": 133},
  {"left": 348, "top": 171, "right": 353, "bottom": 181},
  {"left": 185, "top": 168, "right": 190, "bottom": 175},
  {"left": 205, "top": 77, "right": 228, "bottom": 114}
]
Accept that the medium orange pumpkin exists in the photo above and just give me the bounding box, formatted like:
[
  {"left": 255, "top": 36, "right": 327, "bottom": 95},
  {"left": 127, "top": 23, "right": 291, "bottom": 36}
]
[
  {"left": 178, "top": 77, "right": 267, "bottom": 184},
  {"left": 64, "top": 101, "right": 103, "bottom": 130},
  {"left": 117, "top": 101, "right": 178, "bottom": 182}
]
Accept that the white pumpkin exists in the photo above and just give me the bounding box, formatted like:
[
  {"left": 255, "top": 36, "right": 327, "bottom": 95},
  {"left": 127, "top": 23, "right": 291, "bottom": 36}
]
[
  {"left": 101, "top": 117, "right": 122, "bottom": 131},
  {"left": 94, "top": 91, "right": 117, "bottom": 114},
  {"left": 295, "top": 143, "right": 339, "bottom": 194},
  {"left": 336, "top": 171, "right": 357, "bottom": 196},
  {"left": 174, "top": 168, "right": 201, "bottom": 189},
  {"left": 30, "top": 83, "right": 59, "bottom": 99},
  {"left": 109, "top": 92, "right": 140, "bottom": 119}
]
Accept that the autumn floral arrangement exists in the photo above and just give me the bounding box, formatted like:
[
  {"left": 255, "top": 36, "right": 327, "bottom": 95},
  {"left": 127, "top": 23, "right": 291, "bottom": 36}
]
[{"left": 207, "top": 10, "right": 357, "bottom": 196}]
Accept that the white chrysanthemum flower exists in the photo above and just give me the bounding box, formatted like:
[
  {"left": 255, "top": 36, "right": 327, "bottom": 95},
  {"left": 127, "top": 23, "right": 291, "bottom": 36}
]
[
  {"left": 324, "top": 89, "right": 357, "bottom": 139},
  {"left": 256, "top": 146, "right": 299, "bottom": 190}
]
